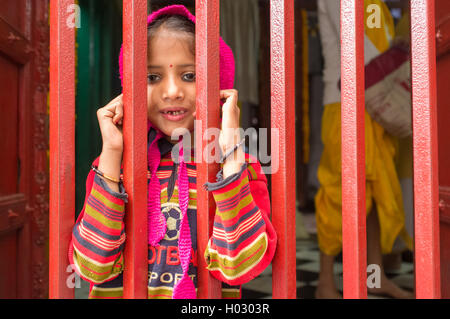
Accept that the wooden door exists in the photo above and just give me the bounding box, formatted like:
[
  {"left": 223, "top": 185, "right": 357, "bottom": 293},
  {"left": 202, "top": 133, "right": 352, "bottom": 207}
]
[
  {"left": 436, "top": 0, "right": 450, "bottom": 299},
  {"left": 0, "top": 0, "right": 49, "bottom": 298}
]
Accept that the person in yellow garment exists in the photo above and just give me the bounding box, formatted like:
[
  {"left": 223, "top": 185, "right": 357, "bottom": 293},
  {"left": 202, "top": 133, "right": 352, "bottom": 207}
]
[{"left": 315, "top": 0, "right": 413, "bottom": 299}]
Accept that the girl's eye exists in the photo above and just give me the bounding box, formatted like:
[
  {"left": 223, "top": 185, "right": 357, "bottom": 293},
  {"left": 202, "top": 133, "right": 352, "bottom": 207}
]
[
  {"left": 147, "top": 74, "right": 160, "bottom": 83},
  {"left": 182, "top": 73, "right": 196, "bottom": 82}
]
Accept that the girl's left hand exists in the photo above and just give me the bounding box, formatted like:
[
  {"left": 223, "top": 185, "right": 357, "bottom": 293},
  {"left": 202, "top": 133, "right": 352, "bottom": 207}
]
[
  {"left": 219, "top": 89, "right": 245, "bottom": 177},
  {"left": 219, "top": 89, "right": 241, "bottom": 153}
]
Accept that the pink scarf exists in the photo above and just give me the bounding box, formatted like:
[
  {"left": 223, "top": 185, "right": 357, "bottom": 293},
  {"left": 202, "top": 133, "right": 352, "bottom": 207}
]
[{"left": 146, "top": 122, "right": 195, "bottom": 298}]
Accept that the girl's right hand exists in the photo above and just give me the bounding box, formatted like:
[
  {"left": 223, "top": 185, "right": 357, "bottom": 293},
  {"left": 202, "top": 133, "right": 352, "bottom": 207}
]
[{"left": 97, "top": 94, "right": 124, "bottom": 153}]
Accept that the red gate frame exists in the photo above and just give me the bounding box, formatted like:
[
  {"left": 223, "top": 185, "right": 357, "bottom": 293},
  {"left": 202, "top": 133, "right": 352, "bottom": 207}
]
[
  {"left": 49, "top": 0, "right": 76, "bottom": 299},
  {"left": 121, "top": 0, "right": 149, "bottom": 299},
  {"left": 410, "top": 0, "right": 441, "bottom": 298},
  {"left": 270, "top": 0, "right": 297, "bottom": 299},
  {"left": 340, "top": 0, "right": 367, "bottom": 299},
  {"left": 195, "top": 0, "right": 223, "bottom": 299}
]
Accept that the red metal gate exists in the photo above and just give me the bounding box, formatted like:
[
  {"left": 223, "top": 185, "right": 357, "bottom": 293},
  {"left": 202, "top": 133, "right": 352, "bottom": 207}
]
[
  {"left": 436, "top": 0, "right": 450, "bottom": 299},
  {"left": 49, "top": 0, "right": 441, "bottom": 299},
  {"left": 409, "top": 0, "right": 440, "bottom": 298}
]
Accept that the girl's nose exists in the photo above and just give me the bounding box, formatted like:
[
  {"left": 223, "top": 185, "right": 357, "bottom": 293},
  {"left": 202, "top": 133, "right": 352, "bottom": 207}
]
[{"left": 162, "top": 76, "right": 184, "bottom": 101}]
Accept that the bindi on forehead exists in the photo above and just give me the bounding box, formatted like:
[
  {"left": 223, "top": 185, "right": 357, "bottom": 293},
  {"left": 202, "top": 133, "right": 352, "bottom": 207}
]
[{"left": 148, "top": 64, "right": 195, "bottom": 70}]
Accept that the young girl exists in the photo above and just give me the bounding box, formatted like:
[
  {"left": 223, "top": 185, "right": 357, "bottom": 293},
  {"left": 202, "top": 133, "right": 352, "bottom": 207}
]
[{"left": 69, "top": 4, "right": 277, "bottom": 299}]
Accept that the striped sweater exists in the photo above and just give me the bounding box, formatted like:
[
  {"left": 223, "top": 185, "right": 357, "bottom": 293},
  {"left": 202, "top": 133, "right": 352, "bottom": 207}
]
[{"left": 69, "top": 139, "right": 277, "bottom": 299}]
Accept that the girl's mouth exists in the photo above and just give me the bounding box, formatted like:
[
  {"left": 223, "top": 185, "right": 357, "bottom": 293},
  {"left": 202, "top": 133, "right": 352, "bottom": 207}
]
[{"left": 160, "top": 109, "right": 189, "bottom": 122}]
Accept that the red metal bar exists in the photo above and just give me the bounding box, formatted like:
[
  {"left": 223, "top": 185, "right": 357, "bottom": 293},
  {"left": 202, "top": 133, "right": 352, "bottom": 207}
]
[
  {"left": 270, "top": 0, "right": 296, "bottom": 299},
  {"left": 49, "top": 0, "right": 76, "bottom": 299},
  {"left": 340, "top": 0, "right": 367, "bottom": 299},
  {"left": 410, "top": 0, "right": 441, "bottom": 299},
  {"left": 122, "top": 0, "right": 148, "bottom": 299},
  {"left": 195, "top": 0, "right": 223, "bottom": 299}
]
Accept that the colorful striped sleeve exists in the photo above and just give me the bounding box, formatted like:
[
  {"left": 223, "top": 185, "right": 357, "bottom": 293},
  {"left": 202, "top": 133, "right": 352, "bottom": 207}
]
[
  {"left": 203, "top": 155, "right": 277, "bottom": 286},
  {"left": 69, "top": 174, "right": 127, "bottom": 285}
]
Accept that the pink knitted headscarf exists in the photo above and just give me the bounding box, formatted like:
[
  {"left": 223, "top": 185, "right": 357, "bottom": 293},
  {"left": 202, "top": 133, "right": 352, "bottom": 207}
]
[{"left": 118, "top": 5, "right": 235, "bottom": 299}]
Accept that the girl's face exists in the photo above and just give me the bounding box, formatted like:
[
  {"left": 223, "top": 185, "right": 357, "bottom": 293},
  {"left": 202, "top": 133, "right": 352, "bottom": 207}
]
[{"left": 147, "top": 28, "right": 196, "bottom": 142}]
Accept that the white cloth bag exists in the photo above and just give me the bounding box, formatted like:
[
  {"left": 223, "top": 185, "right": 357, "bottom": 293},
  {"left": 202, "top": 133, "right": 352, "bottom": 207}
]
[{"left": 364, "top": 45, "right": 412, "bottom": 138}]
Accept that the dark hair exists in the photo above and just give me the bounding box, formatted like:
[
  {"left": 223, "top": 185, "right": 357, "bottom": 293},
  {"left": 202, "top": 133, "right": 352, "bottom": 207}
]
[{"left": 148, "top": 15, "right": 195, "bottom": 55}]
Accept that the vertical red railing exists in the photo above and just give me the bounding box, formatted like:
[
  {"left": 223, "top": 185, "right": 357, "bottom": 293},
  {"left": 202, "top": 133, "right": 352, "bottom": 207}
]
[
  {"left": 195, "top": 0, "right": 223, "bottom": 299},
  {"left": 49, "top": 0, "right": 76, "bottom": 299},
  {"left": 122, "top": 0, "right": 148, "bottom": 299},
  {"left": 340, "top": 0, "right": 367, "bottom": 299},
  {"left": 410, "top": 0, "right": 441, "bottom": 299},
  {"left": 270, "top": 0, "right": 297, "bottom": 299}
]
